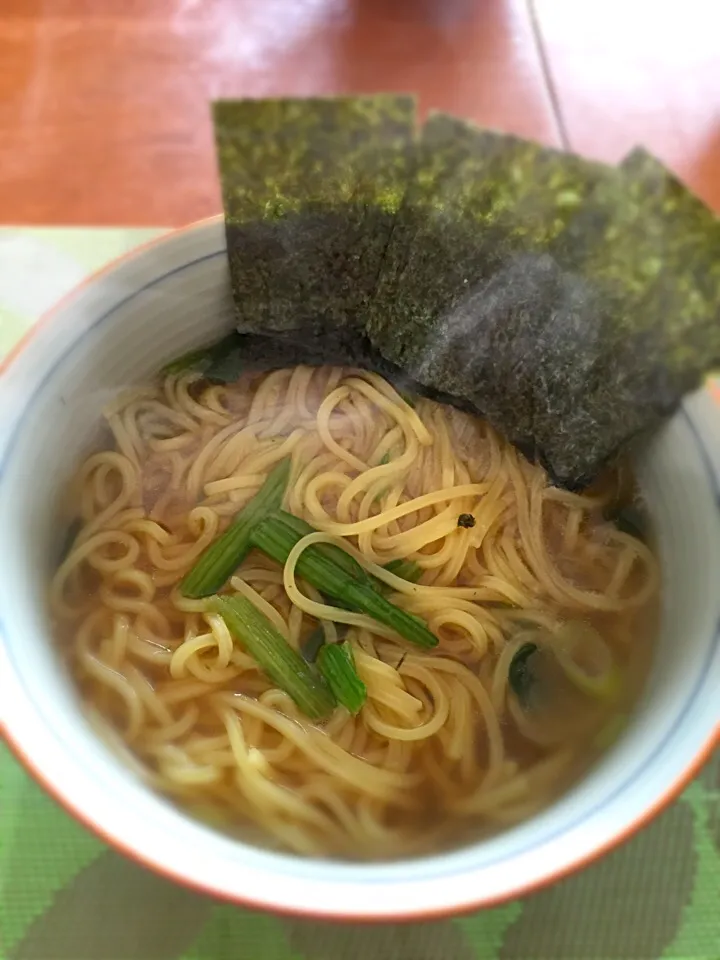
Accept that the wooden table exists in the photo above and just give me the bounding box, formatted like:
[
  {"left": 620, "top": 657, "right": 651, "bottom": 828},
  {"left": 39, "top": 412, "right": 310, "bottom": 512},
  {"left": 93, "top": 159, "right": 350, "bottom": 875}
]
[{"left": 0, "top": 0, "right": 718, "bottom": 226}]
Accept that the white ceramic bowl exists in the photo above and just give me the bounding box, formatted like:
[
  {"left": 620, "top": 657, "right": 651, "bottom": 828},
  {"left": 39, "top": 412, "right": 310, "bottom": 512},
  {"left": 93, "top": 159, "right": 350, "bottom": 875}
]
[{"left": 0, "top": 217, "right": 718, "bottom": 921}]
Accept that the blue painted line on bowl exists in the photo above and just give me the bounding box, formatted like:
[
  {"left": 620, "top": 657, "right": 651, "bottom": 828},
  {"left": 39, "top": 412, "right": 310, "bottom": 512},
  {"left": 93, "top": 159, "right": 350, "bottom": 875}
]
[
  {"left": 0, "top": 248, "right": 718, "bottom": 882},
  {"left": 0, "top": 249, "right": 226, "bottom": 468}
]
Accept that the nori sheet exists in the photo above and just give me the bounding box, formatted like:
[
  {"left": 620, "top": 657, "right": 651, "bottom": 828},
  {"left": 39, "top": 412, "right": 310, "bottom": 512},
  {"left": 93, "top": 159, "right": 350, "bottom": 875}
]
[
  {"left": 558, "top": 146, "right": 720, "bottom": 377},
  {"left": 365, "top": 113, "right": 506, "bottom": 365},
  {"left": 365, "top": 117, "right": 625, "bottom": 483},
  {"left": 524, "top": 148, "right": 720, "bottom": 485},
  {"left": 214, "top": 95, "right": 415, "bottom": 360},
  {"left": 366, "top": 114, "right": 614, "bottom": 371},
  {"left": 211, "top": 99, "right": 720, "bottom": 489}
]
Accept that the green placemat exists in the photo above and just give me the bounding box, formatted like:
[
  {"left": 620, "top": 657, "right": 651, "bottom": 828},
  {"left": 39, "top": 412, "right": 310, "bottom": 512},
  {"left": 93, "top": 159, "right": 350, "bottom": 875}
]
[{"left": 0, "top": 228, "right": 718, "bottom": 960}]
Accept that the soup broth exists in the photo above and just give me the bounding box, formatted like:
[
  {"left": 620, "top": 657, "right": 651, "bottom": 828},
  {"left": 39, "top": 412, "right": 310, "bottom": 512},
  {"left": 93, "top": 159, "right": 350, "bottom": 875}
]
[{"left": 50, "top": 366, "right": 659, "bottom": 859}]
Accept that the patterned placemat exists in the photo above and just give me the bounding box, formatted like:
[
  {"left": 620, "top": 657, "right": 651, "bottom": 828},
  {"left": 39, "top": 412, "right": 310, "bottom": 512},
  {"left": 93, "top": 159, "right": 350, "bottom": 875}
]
[{"left": 0, "top": 228, "right": 718, "bottom": 960}]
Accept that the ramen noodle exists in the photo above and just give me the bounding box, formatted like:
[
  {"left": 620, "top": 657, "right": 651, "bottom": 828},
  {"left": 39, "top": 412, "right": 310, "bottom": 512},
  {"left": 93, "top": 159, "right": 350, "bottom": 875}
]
[{"left": 50, "top": 366, "right": 659, "bottom": 859}]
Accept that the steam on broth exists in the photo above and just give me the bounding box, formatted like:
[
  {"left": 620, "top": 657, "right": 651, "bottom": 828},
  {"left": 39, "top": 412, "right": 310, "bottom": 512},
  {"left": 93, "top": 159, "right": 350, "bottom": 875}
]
[{"left": 50, "top": 365, "right": 659, "bottom": 859}]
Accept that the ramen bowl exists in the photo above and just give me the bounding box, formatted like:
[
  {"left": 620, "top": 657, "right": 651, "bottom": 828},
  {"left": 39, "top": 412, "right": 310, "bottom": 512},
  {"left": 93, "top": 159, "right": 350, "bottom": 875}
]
[{"left": 0, "top": 217, "right": 718, "bottom": 921}]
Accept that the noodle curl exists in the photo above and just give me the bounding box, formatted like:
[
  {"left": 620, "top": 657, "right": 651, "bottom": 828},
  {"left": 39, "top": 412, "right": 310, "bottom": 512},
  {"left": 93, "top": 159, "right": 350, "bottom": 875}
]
[{"left": 51, "top": 366, "right": 659, "bottom": 858}]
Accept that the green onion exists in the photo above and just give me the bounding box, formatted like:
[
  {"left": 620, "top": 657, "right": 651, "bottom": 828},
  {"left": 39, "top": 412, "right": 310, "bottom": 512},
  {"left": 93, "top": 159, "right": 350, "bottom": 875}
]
[
  {"left": 608, "top": 503, "right": 647, "bottom": 542},
  {"left": 161, "top": 346, "right": 214, "bottom": 376},
  {"left": 250, "top": 512, "right": 438, "bottom": 648},
  {"left": 382, "top": 558, "right": 422, "bottom": 586},
  {"left": 316, "top": 642, "right": 367, "bottom": 714},
  {"left": 161, "top": 331, "right": 243, "bottom": 378},
  {"left": 300, "top": 625, "right": 328, "bottom": 663},
  {"left": 180, "top": 458, "right": 292, "bottom": 598},
  {"left": 594, "top": 712, "right": 628, "bottom": 750},
  {"left": 280, "top": 516, "right": 422, "bottom": 593},
  {"left": 205, "top": 343, "right": 247, "bottom": 384},
  {"left": 554, "top": 622, "right": 621, "bottom": 700},
  {"left": 275, "top": 511, "right": 371, "bottom": 586},
  {"left": 508, "top": 642, "right": 539, "bottom": 707},
  {"left": 57, "top": 518, "right": 81, "bottom": 564},
  {"left": 210, "top": 594, "right": 336, "bottom": 720},
  {"left": 509, "top": 622, "right": 620, "bottom": 709}
]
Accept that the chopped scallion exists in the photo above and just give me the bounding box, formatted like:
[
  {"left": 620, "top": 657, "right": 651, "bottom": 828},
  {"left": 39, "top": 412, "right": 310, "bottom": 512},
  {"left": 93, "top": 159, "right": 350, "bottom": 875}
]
[
  {"left": 300, "top": 625, "right": 328, "bottom": 664},
  {"left": 382, "top": 558, "right": 422, "bottom": 586},
  {"left": 608, "top": 504, "right": 647, "bottom": 542},
  {"left": 508, "top": 642, "right": 539, "bottom": 707},
  {"left": 210, "top": 594, "right": 336, "bottom": 720},
  {"left": 180, "top": 457, "right": 291, "bottom": 598},
  {"left": 161, "top": 331, "right": 242, "bottom": 377},
  {"left": 250, "top": 511, "right": 438, "bottom": 648},
  {"left": 274, "top": 511, "right": 371, "bottom": 586},
  {"left": 316, "top": 642, "right": 367, "bottom": 714}
]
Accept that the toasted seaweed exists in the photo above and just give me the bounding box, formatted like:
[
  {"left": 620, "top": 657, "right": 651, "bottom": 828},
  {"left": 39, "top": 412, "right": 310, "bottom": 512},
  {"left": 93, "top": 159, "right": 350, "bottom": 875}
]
[
  {"left": 367, "top": 115, "right": 613, "bottom": 369},
  {"left": 365, "top": 120, "right": 625, "bottom": 484},
  {"left": 562, "top": 146, "right": 720, "bottom": 374},
  {"left": 211, "top": 99, "right": 720, "bottom": 489},
  {"left": 214, "top": 95, "right": 415, "bottom": 363},
  {"left": 524, "top": 148, "right": 720, "bottom": 484},
  {"left": 370, "top": 130, "right": 720, "bottom": 486},
  {"left": 366, "top": 114, "right": 511, "bottom": 365}
]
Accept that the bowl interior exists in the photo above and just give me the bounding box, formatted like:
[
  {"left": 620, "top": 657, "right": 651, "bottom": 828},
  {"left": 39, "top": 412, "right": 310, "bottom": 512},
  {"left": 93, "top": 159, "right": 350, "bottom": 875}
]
[{"left": 0, "top": 219, "right": 718, "bottom": 919}]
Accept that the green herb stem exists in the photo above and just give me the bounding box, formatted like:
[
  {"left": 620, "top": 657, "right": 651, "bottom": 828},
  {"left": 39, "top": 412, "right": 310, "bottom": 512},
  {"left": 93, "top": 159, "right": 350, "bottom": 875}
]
[
  {"left": 275, "top": 511, "right": 371, "bottom": 585},
  {"left": 508, "top": 642, "right": 538, "bottom": 707},
  {"left": 180, "top": 457, "right": 292, "bottom": 598},
  {"left": 250, "top": 512, "right": 438, "bottom": 648},
  {"left": 210, "top": 594, "right": 336, "bottom": 720},
  {"left": 161, "top": 346, "right": 214, "bottom": 376},
  {"left": 300, "top": 625, "right": 328, "bottom": 663},
  {"left": 316, "top": 642, "right": 367, "bottom": 714},
  {"left": 382, "top": 558, "right": 422, "bottom": 586},
  {"left": 161, "top": 332, "right": 243, "bottom": 378},
  {"left": 278, "top": 515, "right": 422, "bottom": 593}
]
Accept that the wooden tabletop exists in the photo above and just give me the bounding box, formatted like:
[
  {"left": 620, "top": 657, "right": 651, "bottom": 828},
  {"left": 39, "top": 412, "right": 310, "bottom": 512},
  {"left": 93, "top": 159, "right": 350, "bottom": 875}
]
[{"left": 1, "top": 0, "right": 718, "bottom": 226}]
